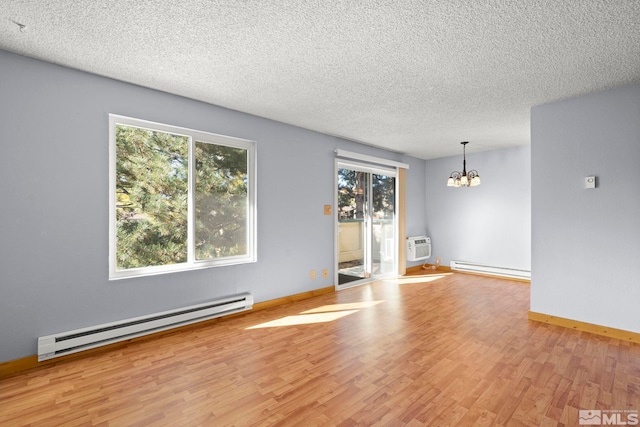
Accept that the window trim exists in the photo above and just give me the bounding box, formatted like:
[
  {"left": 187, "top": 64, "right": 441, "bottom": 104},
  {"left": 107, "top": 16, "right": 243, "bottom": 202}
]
[{"left": 109, "top": 114, "right": 257, "bottom": 280}]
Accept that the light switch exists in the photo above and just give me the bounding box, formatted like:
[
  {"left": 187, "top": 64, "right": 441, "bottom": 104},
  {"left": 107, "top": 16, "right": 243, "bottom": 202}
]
[
  {"left": 585, "top": 176, "right": 596, "bottom": 189},
  {"left": 324, "top": 205, "right": 332, "bottom": 215}
]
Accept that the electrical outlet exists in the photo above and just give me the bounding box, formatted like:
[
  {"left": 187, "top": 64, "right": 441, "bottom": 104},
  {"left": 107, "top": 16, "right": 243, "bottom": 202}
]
[
  {"left": 323, "top": 269, "right": 328, "bottom": 278},
  {"left": 310, "top": 270, "right": 316, "bottom": 279}
]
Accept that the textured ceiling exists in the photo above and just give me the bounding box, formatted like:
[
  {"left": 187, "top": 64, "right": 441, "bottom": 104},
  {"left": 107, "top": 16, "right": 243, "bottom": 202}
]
[{"left": 2, "top": 1, "right": 639, "bottom": 159}]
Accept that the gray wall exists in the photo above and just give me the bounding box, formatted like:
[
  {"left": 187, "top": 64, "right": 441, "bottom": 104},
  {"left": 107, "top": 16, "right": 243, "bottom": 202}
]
[
  {"left": 422, "top": 145, "right": 531, "bottom": 270},
  {"left": 0, "top": 50, "right": 427, "bottom": 363},
  {"left": 531, "top": 84, "right": 640, "bottom": 333}
]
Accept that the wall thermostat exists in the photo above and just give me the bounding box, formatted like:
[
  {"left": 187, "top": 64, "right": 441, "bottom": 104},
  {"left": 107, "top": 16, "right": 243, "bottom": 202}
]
[{"left": 584, "top": 176, "right": 596, "bottom": 189}]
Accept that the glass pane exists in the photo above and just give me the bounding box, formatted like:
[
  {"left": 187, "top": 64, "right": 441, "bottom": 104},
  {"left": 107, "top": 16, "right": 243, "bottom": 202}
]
[
  {"left": 371, "top": 174, "right": 395, "bottom": 276},
  {"left": 338, "top": 168, "right": 368, "bottom": 284},
  {"left": 195, "top": 142, "right": 248, "bottom": 260},
  {"left": 115, "top": 124, "right": 189, "bottom": 270}
]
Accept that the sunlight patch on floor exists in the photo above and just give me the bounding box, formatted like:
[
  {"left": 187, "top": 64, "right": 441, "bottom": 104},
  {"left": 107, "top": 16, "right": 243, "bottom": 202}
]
[
  {"left": 301, "top": 300, "right": 384, "bottom": 314},
  {"left": 246, "top": 310, "right": 359, "bottom": 329},
  {"left": 246, "top": 300, "right": 386, "bottom": 329},
  {"left": 391, "top": 273, "right": 452, "bottom": 285}
]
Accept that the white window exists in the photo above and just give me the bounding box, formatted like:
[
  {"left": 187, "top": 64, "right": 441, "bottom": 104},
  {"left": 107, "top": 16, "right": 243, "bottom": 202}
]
[{"left": 109, "top": 115, "right": 256, "bottom": 279}]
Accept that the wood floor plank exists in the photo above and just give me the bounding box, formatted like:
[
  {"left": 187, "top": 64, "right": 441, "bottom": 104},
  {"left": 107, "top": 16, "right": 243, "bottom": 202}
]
[{"left": 1, "top": 272, "right": 639, "bottom": 426}]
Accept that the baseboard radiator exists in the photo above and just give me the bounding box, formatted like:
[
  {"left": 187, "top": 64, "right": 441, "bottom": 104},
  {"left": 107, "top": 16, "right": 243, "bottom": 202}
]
[
  {"left": 37, "top": 292, "right": 253, "bottom": 361},
  {"left": 450, "top": 261, "right": 531, "bottom": 280}
]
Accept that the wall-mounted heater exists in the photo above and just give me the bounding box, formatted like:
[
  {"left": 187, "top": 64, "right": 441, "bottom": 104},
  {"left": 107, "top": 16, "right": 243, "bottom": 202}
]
[
  {"left": 38, "top": 292, "right": 253, "bottom": 361},
  {"left": 450, "top": 261, "right": 531, "bottom": 280},
  {"left": 407, "top": 236, "right": 431, "bottom": 261}
]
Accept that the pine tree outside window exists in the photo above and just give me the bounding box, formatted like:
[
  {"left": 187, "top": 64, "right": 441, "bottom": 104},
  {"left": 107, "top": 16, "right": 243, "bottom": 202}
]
[{"left": 109, "top": 115, "right": 256, "bottom": 279}]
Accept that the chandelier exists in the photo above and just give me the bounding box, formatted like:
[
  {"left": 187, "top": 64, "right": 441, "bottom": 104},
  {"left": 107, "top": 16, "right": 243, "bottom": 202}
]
[{"left": 447, "top": 141, "right": 481, "bottom": 187}]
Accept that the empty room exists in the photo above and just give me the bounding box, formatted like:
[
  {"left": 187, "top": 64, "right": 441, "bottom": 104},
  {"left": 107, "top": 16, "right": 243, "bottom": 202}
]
[{"left": 1, "top": 1, "right": 639, "bottom": 426}]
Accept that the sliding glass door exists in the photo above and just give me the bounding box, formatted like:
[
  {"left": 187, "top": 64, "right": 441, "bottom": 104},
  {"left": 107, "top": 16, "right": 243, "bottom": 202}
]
[
  {"left": 370, "top": 172, "right": 396, "bottom": 277},
  {"left": 336, "top": 161, "right": 397, "bottom": 288}
]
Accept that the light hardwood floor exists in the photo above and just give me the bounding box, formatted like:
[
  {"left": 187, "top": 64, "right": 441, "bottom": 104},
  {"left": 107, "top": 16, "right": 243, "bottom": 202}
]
[{"left": 1, "top": 272, "right": 639, "bottom": 426}]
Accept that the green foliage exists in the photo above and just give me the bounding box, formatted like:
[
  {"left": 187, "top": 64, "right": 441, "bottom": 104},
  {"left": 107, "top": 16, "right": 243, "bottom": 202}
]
[
  {"left": 195, "top": 142, "right": 248, "bottom": 259},
  {"left": 338, "top": 169, "right": 366, "bottom": 219},
  {"left": 115, "top": 125, "right": 188, "bottom": 269},
  {"left": 115, "top": 124, "right": 250, "bottom": 271},
  {"left": 338, "top": 169, "right": 395, "bottom": 220},
  {"left": 371, "top": 173, "right": 395, "bottom": 219}
]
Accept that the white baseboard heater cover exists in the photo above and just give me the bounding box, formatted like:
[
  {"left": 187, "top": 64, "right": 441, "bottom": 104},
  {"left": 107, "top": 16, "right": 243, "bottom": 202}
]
[
  {"left": 450, "top": 261, "right": 531, "bottom": 280},
  {"left": 38, "top": 292, "right": 253, "bottom": 361}
]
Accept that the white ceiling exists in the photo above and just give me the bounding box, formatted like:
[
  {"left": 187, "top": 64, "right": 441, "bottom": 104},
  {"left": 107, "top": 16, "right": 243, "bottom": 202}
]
[{"left": 2, "top": 1, "right": 639, "bottom": 159}]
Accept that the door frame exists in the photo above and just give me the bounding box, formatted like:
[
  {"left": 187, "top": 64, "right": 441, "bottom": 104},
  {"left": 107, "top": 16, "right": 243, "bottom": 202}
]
[{"left": 334, "top": 156, "right": 404, "bottom": 290}]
